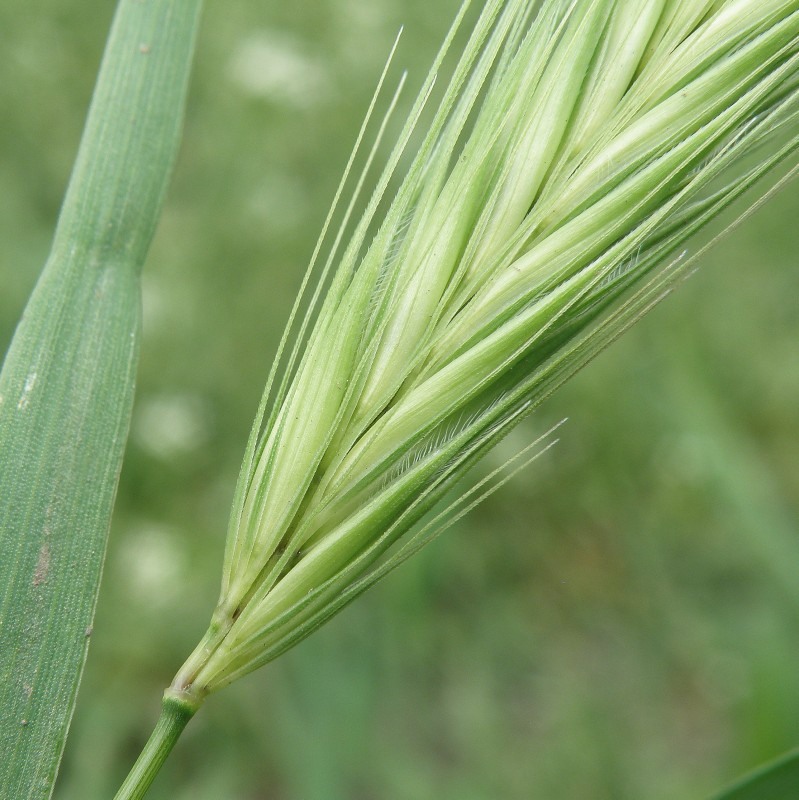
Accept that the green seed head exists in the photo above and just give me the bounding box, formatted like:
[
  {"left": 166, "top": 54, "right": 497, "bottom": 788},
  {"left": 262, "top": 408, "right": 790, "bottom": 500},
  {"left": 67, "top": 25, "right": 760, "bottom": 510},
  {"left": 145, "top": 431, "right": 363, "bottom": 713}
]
[{"left": 173, "top": 0, "right": 799, "bottom": 702}]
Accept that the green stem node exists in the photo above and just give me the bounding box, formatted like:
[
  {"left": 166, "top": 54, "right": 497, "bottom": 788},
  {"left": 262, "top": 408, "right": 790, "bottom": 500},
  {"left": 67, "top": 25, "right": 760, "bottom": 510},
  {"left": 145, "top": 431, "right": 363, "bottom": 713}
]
[{"left": 112, "top": 692, "right": 202, "bottom": 800}]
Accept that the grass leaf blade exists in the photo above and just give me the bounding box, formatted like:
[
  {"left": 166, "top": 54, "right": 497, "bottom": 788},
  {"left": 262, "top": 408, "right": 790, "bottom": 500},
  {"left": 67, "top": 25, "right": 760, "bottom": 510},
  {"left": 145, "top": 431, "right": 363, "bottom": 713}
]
[{"left": 0, "top": 1, "right": 203, "bottom": 797}]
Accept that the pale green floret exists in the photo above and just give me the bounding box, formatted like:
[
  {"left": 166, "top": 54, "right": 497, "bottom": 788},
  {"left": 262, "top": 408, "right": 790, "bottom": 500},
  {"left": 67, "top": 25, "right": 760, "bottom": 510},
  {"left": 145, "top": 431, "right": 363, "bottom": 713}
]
[
  {"left": 173, "top": 0, "right": 799, "bottom": 699},
  {"left": 466, "top": 0, "right": 614, "bottom": 271},
  {"left": 557, "top": 2, "right": 665, "bottom": 158}
]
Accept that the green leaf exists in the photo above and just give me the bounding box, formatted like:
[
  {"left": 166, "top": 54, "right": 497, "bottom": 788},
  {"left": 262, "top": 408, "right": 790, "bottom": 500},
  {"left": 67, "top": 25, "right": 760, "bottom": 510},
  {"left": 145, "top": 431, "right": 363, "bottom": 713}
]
[
  {"left": 0, "top": 1, "right": 203, "bottom": 797},
  {"left": 713, "top": 750, "right": 799, "bottom": 800}
]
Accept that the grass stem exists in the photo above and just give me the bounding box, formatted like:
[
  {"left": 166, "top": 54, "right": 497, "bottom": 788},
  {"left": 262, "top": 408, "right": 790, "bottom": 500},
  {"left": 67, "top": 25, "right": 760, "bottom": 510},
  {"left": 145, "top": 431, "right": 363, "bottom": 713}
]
[{"left": 113, "top": 692, "right": 200, "bottom": 800}]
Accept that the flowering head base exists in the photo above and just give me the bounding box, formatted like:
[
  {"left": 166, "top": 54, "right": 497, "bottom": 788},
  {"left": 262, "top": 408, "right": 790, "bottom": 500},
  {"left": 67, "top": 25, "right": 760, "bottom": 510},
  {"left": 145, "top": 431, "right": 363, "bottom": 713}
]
[{"left": 171, "top": 0, "right": 799, "bottom": 707}]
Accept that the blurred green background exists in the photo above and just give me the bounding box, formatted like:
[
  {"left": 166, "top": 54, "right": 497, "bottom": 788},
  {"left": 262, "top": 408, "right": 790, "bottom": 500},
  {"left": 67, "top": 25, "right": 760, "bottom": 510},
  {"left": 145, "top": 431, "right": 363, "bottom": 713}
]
[{"left": 2, "top": 2, "right": 799, "bottom": 798}]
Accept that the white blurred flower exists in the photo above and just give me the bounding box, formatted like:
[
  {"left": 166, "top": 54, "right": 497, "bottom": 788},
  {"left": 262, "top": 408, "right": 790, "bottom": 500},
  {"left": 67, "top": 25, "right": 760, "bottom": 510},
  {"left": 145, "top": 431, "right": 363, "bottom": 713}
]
[
  {"left": 228, "top": 30, "right": 332, "bottom": 107},
  {"left": 134, "top": 393, "right": 211, "bottom": 459}
]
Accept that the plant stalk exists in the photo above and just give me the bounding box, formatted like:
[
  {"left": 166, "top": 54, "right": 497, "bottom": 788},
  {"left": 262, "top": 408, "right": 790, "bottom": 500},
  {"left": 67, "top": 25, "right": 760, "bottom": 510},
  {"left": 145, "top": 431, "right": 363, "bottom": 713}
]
[{"left": 113, "top": 691, "right": 203, "bottom": 800}]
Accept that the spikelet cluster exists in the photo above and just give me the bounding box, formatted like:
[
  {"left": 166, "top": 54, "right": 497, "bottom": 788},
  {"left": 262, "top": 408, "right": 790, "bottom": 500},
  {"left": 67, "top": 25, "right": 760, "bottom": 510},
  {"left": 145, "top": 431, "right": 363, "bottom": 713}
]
[{"left": 170, "top": 0, "right": 799, "bottom": 705}]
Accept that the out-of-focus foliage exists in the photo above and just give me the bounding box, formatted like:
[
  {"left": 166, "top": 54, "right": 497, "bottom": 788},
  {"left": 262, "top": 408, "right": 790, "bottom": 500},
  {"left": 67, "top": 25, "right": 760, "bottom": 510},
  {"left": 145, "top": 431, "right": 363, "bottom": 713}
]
[
  {"left": 714, "top": 750, "right": 799, "bottom": 800},
  {"left": 1, "top": 1, "right": 798, "bottom": 798}
]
